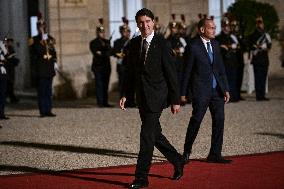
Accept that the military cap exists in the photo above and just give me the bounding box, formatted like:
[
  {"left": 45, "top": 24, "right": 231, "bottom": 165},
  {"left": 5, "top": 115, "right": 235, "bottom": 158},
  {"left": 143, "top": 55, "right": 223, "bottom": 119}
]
[
  {"left": 96, "top": 18, "right": 105, "bottom": 33},
  {"left": 221, "top": 17, "right": 230, "bottom": 27},
  {"left": 36, "top": 12, "right": 46, "bottom": 28},
  {"left": 119, "top": 17, "right": 130, "bottom": 33}
]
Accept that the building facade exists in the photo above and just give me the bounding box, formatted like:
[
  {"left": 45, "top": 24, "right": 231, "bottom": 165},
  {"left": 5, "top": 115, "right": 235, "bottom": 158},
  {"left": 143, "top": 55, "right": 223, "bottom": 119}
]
[{"left": 0, "top": 0, "right": 283, "bottom": 99}]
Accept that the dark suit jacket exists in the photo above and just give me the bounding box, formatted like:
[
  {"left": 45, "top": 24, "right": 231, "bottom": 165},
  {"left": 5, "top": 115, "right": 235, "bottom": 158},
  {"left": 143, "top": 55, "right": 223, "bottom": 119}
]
[
  {"left": 181, "top": 36, "right": 229, "bottom": 99},
  {"left": 124, "top": 33, "right": 179, "bottom": 112}
]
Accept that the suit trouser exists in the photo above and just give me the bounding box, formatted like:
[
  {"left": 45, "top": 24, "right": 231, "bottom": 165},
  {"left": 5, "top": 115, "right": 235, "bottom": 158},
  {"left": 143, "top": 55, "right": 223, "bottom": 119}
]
[
  {"left": 184, "top": 88, "right": 225, "bottom": 157},
  {"left": 0, "top": 76, "right": 7, "bottom": 117},
  {"left": 37, "top": 77, "right": 53, "bottom": 115},
  {"left": 135, "top": 108, "right": 181, "bottom": 179},
  {"left": 253, "top": 65, "right": 268, "bottom": 99}
]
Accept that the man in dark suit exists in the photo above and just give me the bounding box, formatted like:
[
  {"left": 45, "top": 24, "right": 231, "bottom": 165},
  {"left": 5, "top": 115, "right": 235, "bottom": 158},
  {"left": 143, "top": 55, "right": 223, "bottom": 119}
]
[
  {"left": 119, "top": 8, "right": 184, "bottom": 189},
  {"left": 181, "top": 18, "right": 232, "bottom": 164}
]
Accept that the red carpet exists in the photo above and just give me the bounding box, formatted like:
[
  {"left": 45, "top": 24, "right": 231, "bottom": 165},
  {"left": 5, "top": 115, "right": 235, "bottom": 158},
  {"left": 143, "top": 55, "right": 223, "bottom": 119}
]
[{"left": 1, "top": 151, "right": 284, "bottom": 189}]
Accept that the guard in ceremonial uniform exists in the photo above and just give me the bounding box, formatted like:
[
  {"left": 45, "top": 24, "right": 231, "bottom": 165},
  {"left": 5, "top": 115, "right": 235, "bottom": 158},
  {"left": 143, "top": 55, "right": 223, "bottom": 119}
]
[
  {"left": 90, "top": 18, "right": 112, "bottom": 107},
  {"left": 4, "top": 38, "right": 20, "bottom": 103},
  {"left": 154, "top": 16, "right": 166, "bottom": 36},
  {"left": 216, "top": 17, "right": 240, "bottom": 102},
  {"left": 0, "top": 40, "right": 9, "bottom": 120},
  {"left": 230, "top": 19, "right": 246, "bottom": 100},
  {"left": 166, "top": 15, "right": 187, "bottom": 94},
  {"left": 248, "top": 16, "right": 271, "bottom": 101},
  {"left": 112, "top": 17, "right": 135, "bottom": 107},
  {"left": 29, "top": 14, "right": 57, "bottom": 117}
]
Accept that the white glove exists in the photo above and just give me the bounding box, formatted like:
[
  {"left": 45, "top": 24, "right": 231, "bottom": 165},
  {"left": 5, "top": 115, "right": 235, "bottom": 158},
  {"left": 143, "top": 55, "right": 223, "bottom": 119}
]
[
  {"left": 0, "top": 66, "right": 6, "bottom": 74},
  {"left": 179, "top": 47, "right": 185, "bottom": 53},
  {"left": 0, "top": 41, "right": 7, "bottom": 55},
  {"left": 42, "top": 33, "right": 48, "bottom": 40},
  {"left": 231, "top": 43, "right": 237, "bottom": 49},
  {"left": 54, "top": 62, "right": 59, "bottom": 71},
  {"left": 261, "top": 43, "right": 267, "bottom": 50}
]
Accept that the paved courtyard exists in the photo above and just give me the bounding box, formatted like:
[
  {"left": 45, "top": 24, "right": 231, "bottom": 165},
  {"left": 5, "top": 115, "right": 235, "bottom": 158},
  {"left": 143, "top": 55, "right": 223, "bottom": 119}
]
[{"left": 0, "top": 72, "right": 284, "bottom": 176}]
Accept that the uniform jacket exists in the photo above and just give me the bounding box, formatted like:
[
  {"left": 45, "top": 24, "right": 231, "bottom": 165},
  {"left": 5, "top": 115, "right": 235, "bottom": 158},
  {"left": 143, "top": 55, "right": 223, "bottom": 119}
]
[
  {"left": 249, "top": 29, "right": 271, "bottom": 67},
  {"left": 124, "top": 33, "right": 180, "bottom": 112},
  {"left": 30, "top": 34, "right": 57, "bottom": 78},
  {"left": 89, "top": 37, "right": 111, "bottom": 72},
  {"left": 216, "top": 31, "right": 239, "bottom": 67}
]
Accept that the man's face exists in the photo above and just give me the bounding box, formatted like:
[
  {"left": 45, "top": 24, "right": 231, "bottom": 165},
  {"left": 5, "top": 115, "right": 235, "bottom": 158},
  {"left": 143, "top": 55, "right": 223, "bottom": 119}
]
[
  {"left": 222, "top": 25, "right": 230, "bottom": 34},
  {"left": 98, "top": 31, "right": 105, "bottom": 38},
  {"left": 203, "top": 20, "right": 216, "bottom": 40},
  {"left": 256, "top": 20, "right": 264, "bottom": 31},
  {"left": 122, "top": 30, "right": 131, "bottom": 39},
  {"left": 137, "top": 15, "right": 154, "bottom": 38}
]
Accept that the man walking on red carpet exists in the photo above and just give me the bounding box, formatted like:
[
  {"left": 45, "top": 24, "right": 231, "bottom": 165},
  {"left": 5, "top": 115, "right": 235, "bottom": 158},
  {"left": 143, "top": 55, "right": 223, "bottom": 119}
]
[
  {"left": 181, "top": 18, "right": 232, "bottom": 164},
  {"left": 120, "top": 8, "right": 184, "bottom": 189}
]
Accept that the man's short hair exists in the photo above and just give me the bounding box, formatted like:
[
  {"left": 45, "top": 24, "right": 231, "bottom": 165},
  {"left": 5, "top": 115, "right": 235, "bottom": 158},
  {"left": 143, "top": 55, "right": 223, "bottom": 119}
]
[
  {"left": 198, "top": 18, "right": 213, "bottom": 30},
  {"left": 135, "top": 8, "right": 154, "bottom": 23}
]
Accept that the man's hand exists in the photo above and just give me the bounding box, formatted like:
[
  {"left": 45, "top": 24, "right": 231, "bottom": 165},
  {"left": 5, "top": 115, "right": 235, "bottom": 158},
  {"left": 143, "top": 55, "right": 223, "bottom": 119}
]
[
  {"left": 224, "top": 92, "right": 230, "bottom": 104},
  {"left": 119, "top": 97, "right": 127, "bottom": 110},
  {"left": 171, "top": 104, "right": 180, "bottom": 114},
  {"left": 180, "top": 96, "right": 187, "bottom": 106},
  {"left": 0, "top": 66, "right": 6, "bottom": 74}
]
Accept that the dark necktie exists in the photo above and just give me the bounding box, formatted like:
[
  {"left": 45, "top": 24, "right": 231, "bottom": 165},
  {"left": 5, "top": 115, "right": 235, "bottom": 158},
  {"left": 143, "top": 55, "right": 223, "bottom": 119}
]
[
  {"left": 140, "top": 39, "right": 148, "bottom": 65},
  {"left": 206, "top": 42, "right": 217, "bottom": 88}
]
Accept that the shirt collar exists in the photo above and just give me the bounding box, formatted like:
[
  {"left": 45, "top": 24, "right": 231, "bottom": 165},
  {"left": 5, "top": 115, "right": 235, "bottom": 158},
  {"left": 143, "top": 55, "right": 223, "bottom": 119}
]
[
  {"left": 200, "top": 36, "right": 211, "bottom": 46},
  {"left": 142, "top": 31, "right": 155, "bottom": 44},
  {"left": 200, "top": 36, "right": 212, "bottom": 52}
]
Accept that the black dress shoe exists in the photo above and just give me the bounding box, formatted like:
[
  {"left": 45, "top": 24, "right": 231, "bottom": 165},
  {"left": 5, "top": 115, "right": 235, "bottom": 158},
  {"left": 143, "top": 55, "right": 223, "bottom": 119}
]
[
  {"left": 207, "top": 156, "right": 232, "bottom": 164},
  {"left": 183, "top": 153, "right": 190, "bottom": 164},
  {"left": 103, "top": 104, "right": 114, "bottom": 108},
  {"left": 173, "top": 160, "right": 184, "bottom": 180},
  {"left": 46, "top": 112, "right": 56, "bottom": 117},
  {"left": 129, "top": 178, "right": 149, "bottom": 189},
  {"left": 0, "top": 116, "right": 9, "bottom": 120}
]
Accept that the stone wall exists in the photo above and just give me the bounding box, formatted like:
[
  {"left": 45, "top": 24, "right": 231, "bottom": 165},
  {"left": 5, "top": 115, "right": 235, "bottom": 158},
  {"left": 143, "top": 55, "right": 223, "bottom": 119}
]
[
  {"left": 48, "top": 0, "right": 110, "bottom": 99},
  {"left": 47, "top": 0, "right": 283, "bottom": 99}
]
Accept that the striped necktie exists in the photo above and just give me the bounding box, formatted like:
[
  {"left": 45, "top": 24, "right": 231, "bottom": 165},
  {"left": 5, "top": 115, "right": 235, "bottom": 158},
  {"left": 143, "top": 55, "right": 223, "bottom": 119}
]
[{"left": 140, "top": 39, "right": 148, "bottom": 65}]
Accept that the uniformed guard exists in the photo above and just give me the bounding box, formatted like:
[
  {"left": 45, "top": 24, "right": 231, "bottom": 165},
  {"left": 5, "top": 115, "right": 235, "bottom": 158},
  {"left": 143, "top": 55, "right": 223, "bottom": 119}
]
[
  {"left": 166, "top": 14, "right": 187, "bottom": 95},
  {"left": 112, "top": 17, "right": 134, "bottom": 106},
  {"left": 216, "top": 17, "right": 240, "bottom": 102},
  {"left": 248, "top": 15, "right": 271, "bottom": 101},
  {"left": 0, "top": 39, "right": 9, "bottom": 119},
  {"left": 230, "top": 19, "right": 246, "bottom": 100},
  {"left": 29, "top": 13, "right": 57, "bottom": 117},
  {"left": 154, "top": 16, "right": 166, "bottom": 36},
  {"left": 4, "top": 38, "right": 20, "bottom": 103},
  {"left": 90, "top": 18, "right": 113, "bottom": 107}
]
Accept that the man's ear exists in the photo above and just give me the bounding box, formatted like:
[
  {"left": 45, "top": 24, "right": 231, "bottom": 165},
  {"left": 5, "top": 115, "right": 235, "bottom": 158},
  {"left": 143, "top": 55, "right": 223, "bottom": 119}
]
[{"left": 200, "top": 27, "right": 205, "bottom": 34}]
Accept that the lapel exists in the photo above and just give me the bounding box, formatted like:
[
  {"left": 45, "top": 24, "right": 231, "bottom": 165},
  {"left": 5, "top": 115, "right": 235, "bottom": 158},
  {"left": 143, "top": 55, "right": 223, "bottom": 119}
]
[
  {"left": 197, "top": 37, "right": 212, "bottom": 65},
  {"left": 144, "top": 34, "right": 157, "bottom": 66},
  {"left": 211, "top": 40, "right": 216, "bottom": 64}
]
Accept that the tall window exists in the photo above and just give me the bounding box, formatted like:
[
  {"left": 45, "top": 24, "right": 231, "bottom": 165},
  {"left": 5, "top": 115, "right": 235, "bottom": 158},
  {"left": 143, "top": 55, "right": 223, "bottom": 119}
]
[
  {"left": 209, "top": 0, "right": 235, "bottom": 33},
  {"left": 109, "top": 0, "right": 142, "bottom": 45}
]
